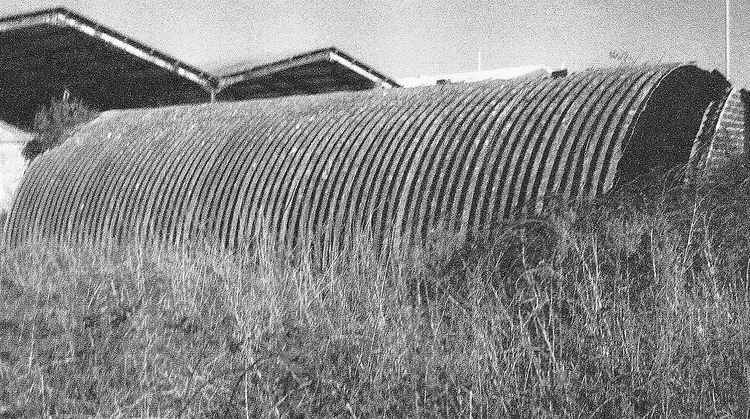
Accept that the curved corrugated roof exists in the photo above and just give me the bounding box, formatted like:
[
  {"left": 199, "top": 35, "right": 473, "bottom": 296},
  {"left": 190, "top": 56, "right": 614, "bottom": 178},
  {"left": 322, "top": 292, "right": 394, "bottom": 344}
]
[{"left": 3, "top": 64, "right": 724, "bottom": 248}]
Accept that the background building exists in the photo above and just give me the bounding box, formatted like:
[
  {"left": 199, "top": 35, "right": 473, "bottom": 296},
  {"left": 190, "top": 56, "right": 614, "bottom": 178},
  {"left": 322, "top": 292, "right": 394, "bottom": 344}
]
[
  {"left": 0, "top": 121, "right": 30, "bottom": 212},
  {"left": 0, "top": 7, "right": 399, "bottom": 129},
  {"left": 398, "top": 65, "right": 561, "bottom": 87}
]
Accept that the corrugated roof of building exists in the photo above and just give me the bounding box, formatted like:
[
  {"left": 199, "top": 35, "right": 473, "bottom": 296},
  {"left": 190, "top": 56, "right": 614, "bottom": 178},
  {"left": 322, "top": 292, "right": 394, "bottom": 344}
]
[{"left": 3, "top": 64, "right": 727, "bottom": 250}]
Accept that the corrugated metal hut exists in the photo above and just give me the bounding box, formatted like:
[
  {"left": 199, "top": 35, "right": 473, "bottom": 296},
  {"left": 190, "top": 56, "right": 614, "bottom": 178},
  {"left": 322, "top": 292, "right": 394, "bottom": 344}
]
[{"left": 2, "top": 64, "right": 728, "bottom": 249}]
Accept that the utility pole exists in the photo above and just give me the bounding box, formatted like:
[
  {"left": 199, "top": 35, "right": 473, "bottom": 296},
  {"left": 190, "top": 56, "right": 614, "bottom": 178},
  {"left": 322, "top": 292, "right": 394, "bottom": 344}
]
[{"left": 726, "top": 0, "right": 731, "bottom": 79}]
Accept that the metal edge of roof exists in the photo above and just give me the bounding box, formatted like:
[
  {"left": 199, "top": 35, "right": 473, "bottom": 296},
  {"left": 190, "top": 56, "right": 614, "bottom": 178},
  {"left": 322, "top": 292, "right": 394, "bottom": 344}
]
[
  {"left": 327, "top": 48, "right": 400, "bottom": 88},
  {"left": 218, "top": 49, "right": 331, "bottom": 86},
  {"left": 218, "top": 47, "right": 401, "bottom": 90},
  {"left": 0, "top": 7, "right": 218, "bottom": 90}
]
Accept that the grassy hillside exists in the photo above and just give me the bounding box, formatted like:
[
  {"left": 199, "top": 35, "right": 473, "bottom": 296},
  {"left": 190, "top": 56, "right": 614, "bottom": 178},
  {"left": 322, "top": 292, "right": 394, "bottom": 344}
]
[{"left": 2, "top": 167, "right": 750, "bottom": 416}]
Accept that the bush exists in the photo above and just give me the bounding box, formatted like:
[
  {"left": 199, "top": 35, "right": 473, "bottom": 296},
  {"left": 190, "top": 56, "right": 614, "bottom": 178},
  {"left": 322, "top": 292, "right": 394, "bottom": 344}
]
[{"left": 22, "top": 92, "right": 98, "bottom": 161}]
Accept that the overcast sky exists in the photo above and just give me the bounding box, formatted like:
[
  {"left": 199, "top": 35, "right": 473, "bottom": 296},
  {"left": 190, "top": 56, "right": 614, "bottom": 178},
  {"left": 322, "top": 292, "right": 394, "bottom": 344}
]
[{"left": 4, "top": 0, "right": 750, "bottom": 87}]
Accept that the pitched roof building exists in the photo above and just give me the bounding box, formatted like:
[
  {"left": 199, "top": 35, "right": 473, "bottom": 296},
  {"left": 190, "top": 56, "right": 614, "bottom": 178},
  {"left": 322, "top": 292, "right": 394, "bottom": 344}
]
[{"left": 0, "top": 7, "right": 399, "bottom": 128}]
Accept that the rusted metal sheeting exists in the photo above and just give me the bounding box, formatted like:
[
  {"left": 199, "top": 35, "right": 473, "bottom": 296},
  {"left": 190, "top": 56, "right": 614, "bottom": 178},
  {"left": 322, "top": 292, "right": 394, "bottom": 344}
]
[
  {"left": 3, "top": 64, "right": 722, "bottom": 248},
  {"left": 688, "top": 88, "right": 749, "bottom": 181}
]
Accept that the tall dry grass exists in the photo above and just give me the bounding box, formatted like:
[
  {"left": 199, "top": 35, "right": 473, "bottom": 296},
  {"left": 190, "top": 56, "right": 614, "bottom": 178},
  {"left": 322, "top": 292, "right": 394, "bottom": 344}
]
[
  {"left": 0, "top": 210, "right": 6, "bottom": 238},
  {"left": 1, "top": 167, "right": 750, "bottom": 416}
]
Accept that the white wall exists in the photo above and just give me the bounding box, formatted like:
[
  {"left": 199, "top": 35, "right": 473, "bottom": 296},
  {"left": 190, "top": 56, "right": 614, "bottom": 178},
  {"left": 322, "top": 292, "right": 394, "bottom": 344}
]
[
  {"left": 0, "top": 122, "right": 30, "bottom": 213},
  {"left": 397, "top": 65, "right": 553, "bottom": 88}
]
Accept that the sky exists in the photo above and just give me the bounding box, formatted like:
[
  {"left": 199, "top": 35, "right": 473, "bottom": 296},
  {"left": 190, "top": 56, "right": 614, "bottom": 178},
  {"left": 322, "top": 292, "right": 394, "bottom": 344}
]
[{"left": 3, "top": 0, "right": 750, "bottom": 87}]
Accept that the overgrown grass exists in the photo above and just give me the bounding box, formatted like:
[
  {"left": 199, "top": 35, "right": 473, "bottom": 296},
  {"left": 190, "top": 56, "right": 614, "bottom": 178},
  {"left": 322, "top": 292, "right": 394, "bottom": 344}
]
[
  {"left": 0, "top": 210, "right": 6, "bottom": 238},
  {"left": 2, "top": 169, "right": 750, "bottom": 416}
]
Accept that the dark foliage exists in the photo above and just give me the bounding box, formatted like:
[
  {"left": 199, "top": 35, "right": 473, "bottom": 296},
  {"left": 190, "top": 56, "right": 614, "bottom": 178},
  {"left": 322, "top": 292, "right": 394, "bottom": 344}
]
[{"left": 22, "top": 93, "right": 98, "bottom": 161}]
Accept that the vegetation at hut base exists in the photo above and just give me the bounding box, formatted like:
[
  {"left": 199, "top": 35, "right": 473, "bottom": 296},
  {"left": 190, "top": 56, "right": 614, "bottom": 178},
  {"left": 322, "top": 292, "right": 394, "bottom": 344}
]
[
  {"left": 2, "top": 164, "right": 750, "bottom": 417},
  {"left": 21, "top": 92, "right": 98, "bottom": 161}
]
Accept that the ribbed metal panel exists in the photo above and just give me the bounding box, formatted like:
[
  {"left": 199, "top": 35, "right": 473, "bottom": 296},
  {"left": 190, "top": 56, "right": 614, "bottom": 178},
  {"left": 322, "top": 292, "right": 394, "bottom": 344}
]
[
  {"left": 3, "top": 64, "right": 723, "bottom": 248},
  {"left": 688, "top": 88, "right": 749, "bottom": 181}
]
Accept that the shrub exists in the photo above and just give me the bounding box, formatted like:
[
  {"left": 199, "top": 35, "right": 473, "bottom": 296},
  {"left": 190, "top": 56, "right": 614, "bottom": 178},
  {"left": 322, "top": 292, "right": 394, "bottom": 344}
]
[{"left": 22, "top": 92, "right": 98, "bottom": 161}]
